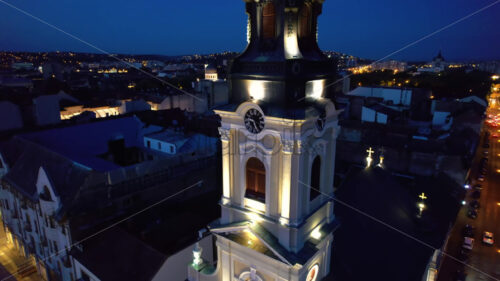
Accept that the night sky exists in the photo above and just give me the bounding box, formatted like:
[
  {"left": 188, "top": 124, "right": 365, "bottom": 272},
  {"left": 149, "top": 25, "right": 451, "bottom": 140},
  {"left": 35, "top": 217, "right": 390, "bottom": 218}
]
[{"left": 0, "top": 0, "right": 499, "bottom": 61}]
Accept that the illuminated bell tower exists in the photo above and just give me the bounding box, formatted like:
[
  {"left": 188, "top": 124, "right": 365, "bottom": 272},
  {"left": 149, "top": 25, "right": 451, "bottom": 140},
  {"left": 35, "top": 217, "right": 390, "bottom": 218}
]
[{"left": 189, "top": 1, "right": 340, "bottom": 281}]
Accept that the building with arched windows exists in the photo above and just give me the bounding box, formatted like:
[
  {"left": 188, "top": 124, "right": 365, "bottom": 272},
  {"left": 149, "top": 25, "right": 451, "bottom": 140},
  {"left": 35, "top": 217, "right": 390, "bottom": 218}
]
[{"left": 188, "top": 1, "right": 341, "bottom": 281}]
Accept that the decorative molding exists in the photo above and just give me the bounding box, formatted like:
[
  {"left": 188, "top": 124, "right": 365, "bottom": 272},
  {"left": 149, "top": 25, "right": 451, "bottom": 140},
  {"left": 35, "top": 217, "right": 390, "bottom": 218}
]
[
  {"left": 218, "top": 128, "right": 230, "bottom": 142},
  {"left": 281, "top": 138, "right": 294, "bottom": 154},
  {"left": 309, "top": 139, "right": 328, "bottom": 157}
]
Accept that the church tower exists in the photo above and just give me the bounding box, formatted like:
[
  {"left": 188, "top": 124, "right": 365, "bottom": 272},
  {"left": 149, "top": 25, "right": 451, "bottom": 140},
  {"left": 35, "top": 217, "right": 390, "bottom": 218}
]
[{"left": 189, "top": 1, "right": 340, "bottom": 280}]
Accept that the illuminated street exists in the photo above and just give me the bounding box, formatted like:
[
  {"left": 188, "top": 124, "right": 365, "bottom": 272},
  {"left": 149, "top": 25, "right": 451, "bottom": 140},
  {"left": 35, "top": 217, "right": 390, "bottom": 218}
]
[{"left": 438, "top": 93, "right": 500, "bottom": 280}]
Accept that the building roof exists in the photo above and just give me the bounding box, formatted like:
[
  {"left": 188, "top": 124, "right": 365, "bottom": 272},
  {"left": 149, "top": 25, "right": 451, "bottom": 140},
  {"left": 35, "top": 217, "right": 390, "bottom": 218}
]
[
  {"left": 211, "top": 219, "right": 339, "bottom": 266},
  {"left": 71, "top": 226, "right": 167, "bottom": 281},
  {"left": 331, "top": 166, "right": 463, "bottom": 281},
  {"left": 71, "top": 189, "right": 222, "bottom": 280},
  {"left": 0, "top": 116, "right": 173, "bottom": 220},
  {"left": 1, "top": 137, "right": 91, "bottom": 209},
  {"left": 365, "top": 103, "right": 400, "bottom": 118},
  {"left": 19, "top": 116, "right": 149, "bottom": 172},
  {"left": 433, "top": 50, "right": 445, "bottom": 61},
  {"left": 205, "top": 63, "right": 217, "bottom": 74},
  {"left": 458, "top": 96, "right": 487, "bottom": 108}
]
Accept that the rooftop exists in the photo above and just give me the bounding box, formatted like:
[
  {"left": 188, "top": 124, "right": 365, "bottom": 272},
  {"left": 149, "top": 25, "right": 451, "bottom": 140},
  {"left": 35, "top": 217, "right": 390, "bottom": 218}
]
[
  {"left": 330, "top": 166, "right": 463, "bottom": 281},
  {"left": 18, "top": 116, "right": 161, "bottom": 171}
]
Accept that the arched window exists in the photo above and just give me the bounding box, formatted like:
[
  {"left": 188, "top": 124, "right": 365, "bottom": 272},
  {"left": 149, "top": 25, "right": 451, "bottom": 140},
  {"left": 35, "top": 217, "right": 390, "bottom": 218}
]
[
  {"left": 246, "top": 157, "right": 266, "bottom": 203},
  {"left": 262, "top": 3, "right": 276, "bottom": 39},
  {"left": 310, "top": 156, "right": 321, "bottom": 201},
  {"left": 299, "top": 4, "right": 312, "bottom": 38}
]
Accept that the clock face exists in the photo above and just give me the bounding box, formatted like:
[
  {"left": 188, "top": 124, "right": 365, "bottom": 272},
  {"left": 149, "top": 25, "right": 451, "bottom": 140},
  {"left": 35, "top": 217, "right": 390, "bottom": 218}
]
[
  {"left": 244, "top": 108, "right": 265, "bottom": 134},
  {"left": 306, "top": 264, "right": 320, "bottom": 281}
]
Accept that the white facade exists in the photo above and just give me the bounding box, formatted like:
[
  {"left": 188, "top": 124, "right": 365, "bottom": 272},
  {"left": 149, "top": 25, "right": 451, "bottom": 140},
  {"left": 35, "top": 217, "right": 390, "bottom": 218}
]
[
  {"left": 148, "top": 94, "right": 207, "bottom": 114},
  {"left": 188, "top": 99, "right": 341, "bottom": 281},
  {"left": 348, "top": 87, "right": 413, "bottom": 106},
  {"left": 361, "top": 106, "right": 388, "bottom": 124},
  {"left": 0, "top": 167, "right": 74, "bottom": 281},
  {"left": 431, "top": 111, "right": 452, "bottom": 130},
  {"left": 144, "top": 136, "right": 178, "bottom": 154}
]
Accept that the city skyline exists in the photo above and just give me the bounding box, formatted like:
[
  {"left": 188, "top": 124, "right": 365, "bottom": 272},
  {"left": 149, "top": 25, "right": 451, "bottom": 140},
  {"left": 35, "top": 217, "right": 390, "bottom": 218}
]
[{"left": 0, "top": 0, "right": 499, "bottom": 61}]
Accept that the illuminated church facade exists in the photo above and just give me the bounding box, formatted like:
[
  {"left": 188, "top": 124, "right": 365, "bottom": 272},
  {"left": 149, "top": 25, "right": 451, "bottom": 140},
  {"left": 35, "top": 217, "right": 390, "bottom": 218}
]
[{"left": 189, "top": 1, "right": 340, "bottom": 280}]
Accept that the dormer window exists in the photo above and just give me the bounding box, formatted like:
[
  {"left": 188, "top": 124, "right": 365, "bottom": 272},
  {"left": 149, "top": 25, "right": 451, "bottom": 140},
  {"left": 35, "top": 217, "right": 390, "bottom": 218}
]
[
  {"left": 40, "top": 185, "right": 53, "bottom": 201},
  {"left": 262, "top": 3, "right": 276, "bottom": 39}
]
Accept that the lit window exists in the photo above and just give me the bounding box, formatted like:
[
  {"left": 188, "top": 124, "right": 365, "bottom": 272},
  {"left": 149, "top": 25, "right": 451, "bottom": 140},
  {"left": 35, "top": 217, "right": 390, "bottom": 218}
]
[
  {"left": 246, "top": 157, "right": 266, "bottom": 203},
  {"left": 299, "top": 4, "right": 312, "bottom": 38},
  {"left": 262, "top": 3, "right": 276, "bottom": 39}
]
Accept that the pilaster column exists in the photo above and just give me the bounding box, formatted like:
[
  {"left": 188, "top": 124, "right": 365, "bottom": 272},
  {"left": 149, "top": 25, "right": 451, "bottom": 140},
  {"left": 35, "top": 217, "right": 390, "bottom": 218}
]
[
  {"left": 279, "top": 138, "right": 294, "bottom": 225},
  {"left": 219, "top": 128, "right": 231, "bottom": 205}
]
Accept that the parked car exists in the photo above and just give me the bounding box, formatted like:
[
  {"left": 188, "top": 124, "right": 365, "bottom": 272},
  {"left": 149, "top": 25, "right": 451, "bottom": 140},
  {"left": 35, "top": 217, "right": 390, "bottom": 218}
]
[
  {"left": 483, "top": 232, "right": 494, "bottom": 245},
  {"left": 462, "top": 237, "right": 474, "bottom": 250},
  {"left": 467, "top": 209, "right": 477, "bottom": 219},
  {"left": 463, "top": 225, "right": 475, "bottom": 237},
  {"left": 473, "top": 184, "right": 482, "bottom": 190},
  {"left": 471, "top": 190, "right": 481, "bottom": 199},
  {"left": 477, "top": 175, "right": 485, "bottom": 182},
  {"left": 470, "top": 200, "right": 480, "bottom": 209}
]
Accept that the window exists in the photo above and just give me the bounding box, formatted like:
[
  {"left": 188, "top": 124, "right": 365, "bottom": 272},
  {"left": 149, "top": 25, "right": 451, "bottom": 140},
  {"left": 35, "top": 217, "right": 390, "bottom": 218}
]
[
  {"left": 146, "top": 140, "right": 151, "bottom": 148},
  {"left": 158, "top": 142, "right": 161, "bottom": 150},
  {"left": 170, "top": 146, "right": 174, "bottom": 153},
  {"left": 310, "top": 156, "right": 321, "bottom": 201},
  {"left": 299, "top": 4, "right": 312, "bottom": 38},
  {"left": 41, "top": 186, "right": 52, "bottom": 201},
  {"left": 262, "top": 3, "right": 276, "bottom": 39},
  {"left": 53, "top": 241, "right": 58, "bottom": 252},
  {"left": 245, "top": 158, "right": 266, "bottom": 203}
]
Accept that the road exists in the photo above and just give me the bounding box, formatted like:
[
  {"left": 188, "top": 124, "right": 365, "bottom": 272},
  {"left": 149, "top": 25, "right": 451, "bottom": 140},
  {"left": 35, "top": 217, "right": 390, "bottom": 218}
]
[{"left": 437, "top": 107, "right": 500, "bottom": 280}]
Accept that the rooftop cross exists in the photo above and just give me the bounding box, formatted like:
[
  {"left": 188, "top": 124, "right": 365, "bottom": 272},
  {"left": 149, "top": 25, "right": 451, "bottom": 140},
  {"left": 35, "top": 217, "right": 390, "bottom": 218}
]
[
  {"left": 366, "top": 147, "right": 375, "bottom": 158},
  {"left": 419, "top": 192, "right": 428, "bottom": 201}
]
